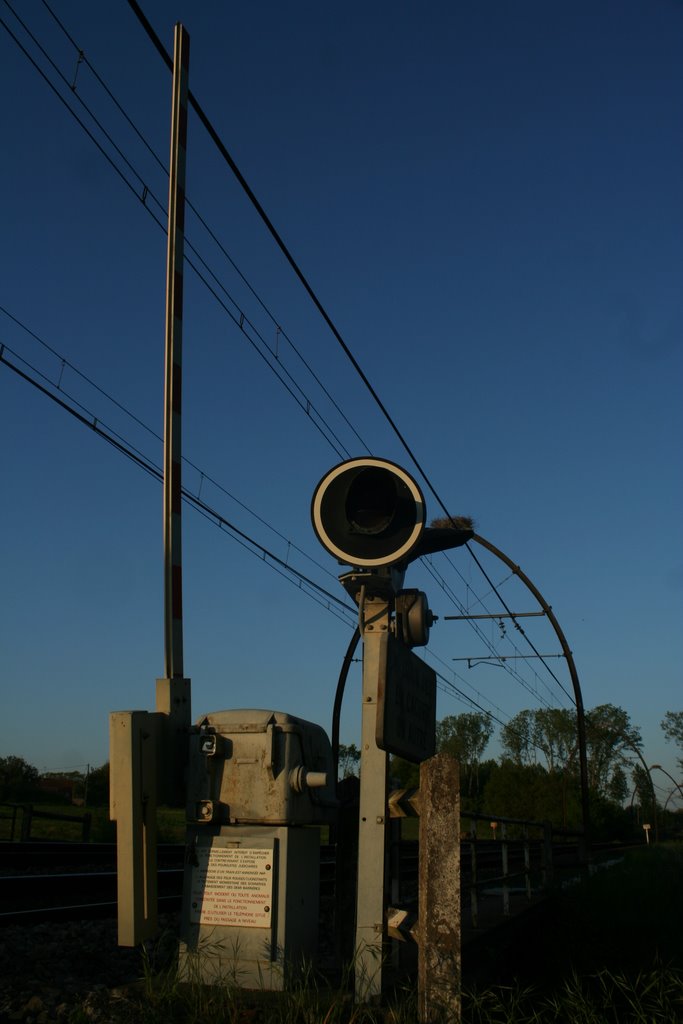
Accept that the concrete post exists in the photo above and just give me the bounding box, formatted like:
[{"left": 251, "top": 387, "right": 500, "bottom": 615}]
[{"left": 418, "top": 753, "right": 461, "bottom": 1023}]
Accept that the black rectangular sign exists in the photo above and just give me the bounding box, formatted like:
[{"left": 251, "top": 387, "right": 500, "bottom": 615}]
[{"left": 376, "top": 635, "right": 436, "bottom": 763}]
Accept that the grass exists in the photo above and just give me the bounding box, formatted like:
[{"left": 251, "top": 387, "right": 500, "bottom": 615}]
[
  {"left": 461, "top": 843, "right": 683, "bottom": 1021},
  {"left": 462, "top": 966, "right": 683, "bottom": 1023},
  {"left": 89, "top": 955, "right": 683, "bottom": 1023},
  {"left": 0, "top": 802, "right": 97, "bottom": 841},
  {"left": 0, "top": 802, "right": 186, "bottom": 843},
  {"left": 467, "top": 843, "right": 683, "bottom": 989}
]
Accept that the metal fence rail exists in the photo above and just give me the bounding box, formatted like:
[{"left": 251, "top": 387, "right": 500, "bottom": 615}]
[
  {"left": 390, "top": 808, "right": 585, "bottom": 935},
  {"left": 0, "top": 803, "right": 92, "bottom": 842}
]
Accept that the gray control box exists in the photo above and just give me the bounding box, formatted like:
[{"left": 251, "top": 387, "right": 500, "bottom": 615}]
[{"left": 186, "top": 709, "right": 337, "bottom": 826}]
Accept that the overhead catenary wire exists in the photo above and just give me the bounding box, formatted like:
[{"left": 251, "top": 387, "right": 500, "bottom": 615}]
[
  {"left": 2, "top": 295, "right": 563, "bottom": 738},
  {"left": 1, "top": 333, "right": 574, "bottom": 762},
  {"left": 422, "top": 557, "right": 564, "bottom": 711},
  {"left": 435, "top": 551, "right": 575, "bottom": 705},
  {"left": 455, "top": 545, "right": 575, "bottom": 702},
  {"left": 125, "top": 0, "right": 581, "bottom": 712},
  {"left": 0, "top": 344, "right": 357, "bottom": 627},
  {"left": 3, "top": 2, "right": 577, "bottom": 723},
  {"left": 39, "top": 0, "right": 371, "bottom": 459},
  {"left": 0, "top": 304, "right": 342, "bottom": 585},
  {"left": 422, "top": 646, "right": 513, "bottom": 725},
  {"left": 434, "top": 677, "right": 509, "bottom": 733},
  {"left": 126, "top": 0, "right": 431, "bottom": 481},
  {"left": 0, "top": 1, "right": 356, "bottom": 461}
]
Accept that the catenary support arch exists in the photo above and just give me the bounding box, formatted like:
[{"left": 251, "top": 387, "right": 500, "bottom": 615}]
[{"left": 470, "top": 534, "right": 591, "bottom": 852}]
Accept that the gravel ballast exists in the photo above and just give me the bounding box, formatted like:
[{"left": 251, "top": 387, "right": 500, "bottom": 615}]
[{"left": 0, "top": 916, "right": 178, "bottom": 1022}]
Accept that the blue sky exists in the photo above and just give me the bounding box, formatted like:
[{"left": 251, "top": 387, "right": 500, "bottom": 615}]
[{"left": 1, "top": 1, "right": 681, "bottom": 804}]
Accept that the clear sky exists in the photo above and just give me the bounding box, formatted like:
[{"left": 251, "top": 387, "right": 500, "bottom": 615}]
[{"left": 1, "top": 1, "right": 681, "bottom": 805}]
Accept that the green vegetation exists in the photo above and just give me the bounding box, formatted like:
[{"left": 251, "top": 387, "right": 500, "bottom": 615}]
[
  {"left": 0, "top": 802, "right": 96, "bottom": 842},
  {"left": 157, "top": 806, "right": 188, "bottom": 843},
  {"left": 462, "top": 967, "right": 683, "bottom": 1024},
  {"left": 662, "top": 711, "right": 683, "bottom": 773},
  {"left": 390, "top": 706, "right": 683, "bottom": 842},
  {"left": 0, "top": 802, "right": 186, "bottom": 843},
  {"left": 467, "top": 844, "right": 683, "bottom": 985},
  {"left": 0, "top": 754, "right": 40, "bottom": 802}
]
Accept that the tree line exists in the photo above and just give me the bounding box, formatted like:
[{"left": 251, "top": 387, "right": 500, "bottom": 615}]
[
  {"left": 343, "top": 707, "right": 683, "bottom": 839},
  {"left": 0, "top": 757, "right": 109, "bottom": 806}
]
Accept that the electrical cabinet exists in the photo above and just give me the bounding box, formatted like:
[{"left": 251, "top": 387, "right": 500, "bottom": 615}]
[
  {"left": 180, "top": 710, "right": 336, "bottom": 989},
  {"left": 185, "top": 709, "right": 337, "bottom": 826}
]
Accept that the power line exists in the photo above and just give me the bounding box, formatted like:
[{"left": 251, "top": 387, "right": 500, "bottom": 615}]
[
  {"left": 439, "top": 550, "right": 575, "bottom": 705},
  {"left": 0, "top": 304, "right": 341, "bottom": 585},
  {"left": 0, "top": 346, "right": 574, "bottom": 764},
  {"left": 42, "top": 0, "right": 371, "bottom": 457},
  {"left": 0, "top": 325, "right": 565, "bottom": 753},
  {"left": 126, "top": 0, "right": 436, "bottom": 491},
  {"left": 36, "top": 0, "right": 370, "bottom": 456},
  {"left": 2, "top": 306, "right": 557, "bottom": 738},
  {"left": 126, "top": 0, "right": 581, "bottom": 711},
  {"left": 0, "top": 2, "right": 359, "bottom": 461},
  {"left": 423, "top": 647, "right": 513, "bottom": 725},
  {"left": 0, "top": 344, "right": 357, "bottom": 627},
  {"left": 41, "top": 0, "right": 371, "bottom": 456},
  {"left": 7, "top": 2, "right": 579, "bottom": 718},
  {"left": 423, "top": 557, "right": 562, "bottom": 711},
  {"left": 461, "top": 544, "right": 575, "bottom": 702}
]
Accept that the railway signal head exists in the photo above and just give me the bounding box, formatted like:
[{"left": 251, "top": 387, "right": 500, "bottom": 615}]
[
  {"left": 311, "top": 457, "right": 426, "bottom": 569},
  {"left": 311, "top": 457, "right": 473, "bottom": 570}
]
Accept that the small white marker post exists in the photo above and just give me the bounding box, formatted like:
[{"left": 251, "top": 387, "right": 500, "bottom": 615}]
[{"left": 642, "top": 823, "right": 651, "bottom": 845}]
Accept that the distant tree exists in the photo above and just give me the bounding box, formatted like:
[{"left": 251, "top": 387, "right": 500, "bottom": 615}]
[
  {"left": 482, "top": 759, "right": 577, "bottom": 827},
  {"left": 530, "top": 708, "right": 577, "bottom": 773},
  {"left": 484, "top": 757, "right": 632, "bottom": 838},
  {"left": 338, "top": 743, "right": 361, "bottom": 779},
  {"left": 607, "top": 764, "right": 628, "bottom": 804},
  {"left": 501, "top": 704, "right": 642, "bottom": 800},
  {"left": 630, "top": 763, "right": 656, "bottom": 821},
  {"left": 585, "top": 704, "right": 642, "bottom": 798},
  {"left": 0, "top": 756, "right": 40, "bottom": 802},
  {"left": 500, "top": 710, "right": 536, "bottom": 766},
  {"left": 436, "top": 712, "right": 493, "bottom": 796},
  {"left": 85, "top": 763, "right": 110, "bottom": 806},
  {"left": 502, "top": 708, "right": 577, "bottom": 773},
  {"left": 661, "top": 711, "right": 683, "bottom": 772}
]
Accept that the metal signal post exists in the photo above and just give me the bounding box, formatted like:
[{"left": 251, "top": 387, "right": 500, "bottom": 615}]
[{"left": 312, "top": 458, "right": 471, "bottom": 1003}]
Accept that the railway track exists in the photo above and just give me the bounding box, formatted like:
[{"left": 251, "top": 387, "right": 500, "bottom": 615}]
[
  {"left": 0, "top": 841, "right": 337, "bottom": 926},
  {"left": 0, "top": 838, "right": 617, "bottom": 927},
  {"left": 0, "top": 842, "right": 185, "bottom": 925}
]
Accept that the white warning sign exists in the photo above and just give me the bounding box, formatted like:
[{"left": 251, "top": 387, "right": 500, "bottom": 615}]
[{"left": 189, "top": 845, "right": 274, "bottom": 928}]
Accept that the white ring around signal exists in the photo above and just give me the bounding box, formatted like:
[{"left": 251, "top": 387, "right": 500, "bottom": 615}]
[{"left": 311, "top": 457, "right": 425, "bottom": 567}]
